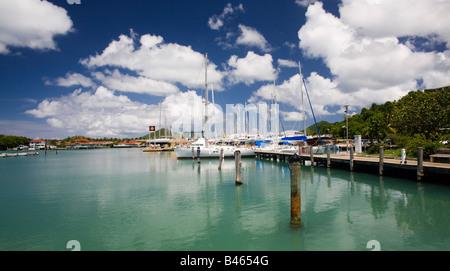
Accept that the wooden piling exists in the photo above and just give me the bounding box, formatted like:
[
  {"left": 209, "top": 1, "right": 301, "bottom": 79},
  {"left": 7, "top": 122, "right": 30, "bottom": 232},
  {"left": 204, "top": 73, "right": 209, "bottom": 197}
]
[
  {"left": 218, "top": 148, "right": 224, "bottom": 170},
  {"left": 310, "top": 146, "right": 314, "bottom": 167},
  {"left": 192, "top": 147, "right": 195, "bottom": 159},
  {"left": 327, "top": 145, "right": 331, "bottom": 168},
  {"left": 288, "top": 154, "right": 302, "bottom": 227},
  {"left": 350, "top": 147, "right": 354, "bottom": 171},
  {"left": 417, "top": 147, "right": 424, "bottom": 181},
  {"left": 379, "top": 146, "right": 384, "bottom": 176},
  {"left": 235, "top": 150, "right": 242, "bottom": 185},
  {"left": 197, "top": 147, "right": 201, "bottom": 164}
]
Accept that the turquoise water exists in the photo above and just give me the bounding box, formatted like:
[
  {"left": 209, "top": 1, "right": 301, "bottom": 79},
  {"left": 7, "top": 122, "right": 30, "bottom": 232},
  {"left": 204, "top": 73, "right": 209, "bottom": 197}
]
[{"left": 0, "top": 148, "right": 449, "bottom": 251}]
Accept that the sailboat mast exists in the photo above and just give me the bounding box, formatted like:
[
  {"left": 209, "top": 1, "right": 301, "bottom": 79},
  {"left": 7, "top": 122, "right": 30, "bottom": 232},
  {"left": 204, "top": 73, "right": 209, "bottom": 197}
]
[
  {"left": 204, "top": 53, "right": 209, "bottom": 145},
  {"left": 272, "top": 77, "right": 278, "bottom": 145},
  {"left": 298, "top": 61, "right": 307, "bottom": 137}
]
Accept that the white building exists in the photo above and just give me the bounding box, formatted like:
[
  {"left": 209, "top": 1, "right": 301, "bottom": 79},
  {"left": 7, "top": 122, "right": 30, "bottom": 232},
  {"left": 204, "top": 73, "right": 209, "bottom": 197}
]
[{"left": 29, "top": 139, "right": 46, "bottom": 150}]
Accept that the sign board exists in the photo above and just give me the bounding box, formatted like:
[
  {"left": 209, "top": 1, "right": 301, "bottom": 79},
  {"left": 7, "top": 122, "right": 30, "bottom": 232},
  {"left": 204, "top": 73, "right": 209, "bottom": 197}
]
[{"left": 149, "top": 126, "right": 155, "bottom": 132}]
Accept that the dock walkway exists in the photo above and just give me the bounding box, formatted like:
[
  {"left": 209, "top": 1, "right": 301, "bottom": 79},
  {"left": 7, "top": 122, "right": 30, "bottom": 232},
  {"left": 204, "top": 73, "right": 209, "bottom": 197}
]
[
  {"left": 0, "top": 152, "right": 39, "bottom": 158},
  {"left": 254, "top": 150, "right": 450, "bottom": 181}
]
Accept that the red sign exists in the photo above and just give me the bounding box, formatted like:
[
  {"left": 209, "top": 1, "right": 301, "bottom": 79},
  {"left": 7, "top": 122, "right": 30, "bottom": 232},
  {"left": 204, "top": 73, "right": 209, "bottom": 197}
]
[{"left": 149, "top": 126, "right": 156, "bottom": 132}]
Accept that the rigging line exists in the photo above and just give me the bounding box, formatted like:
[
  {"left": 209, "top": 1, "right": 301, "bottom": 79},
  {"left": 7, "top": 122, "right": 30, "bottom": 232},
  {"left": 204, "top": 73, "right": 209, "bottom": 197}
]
[
  {"left": 194, "top": 58, "right": 205, "bottom": 98},
  {"left": 302, "top": 77, "right": 324, "bottom": 147},
  {"left": 279, "top": 110, "right": 287, "bottom": 137}
]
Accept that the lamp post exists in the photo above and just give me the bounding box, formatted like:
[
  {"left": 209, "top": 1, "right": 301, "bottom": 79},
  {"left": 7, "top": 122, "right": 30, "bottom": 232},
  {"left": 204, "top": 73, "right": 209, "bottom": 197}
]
[{"left": 344, "top": 105, "right": 349, "bottom": 153}]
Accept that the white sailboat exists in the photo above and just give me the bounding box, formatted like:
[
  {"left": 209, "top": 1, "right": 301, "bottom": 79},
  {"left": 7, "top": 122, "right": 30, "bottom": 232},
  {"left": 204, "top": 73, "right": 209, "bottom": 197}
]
[{"left": 174, "top": 53, "right": 255, "bottom": 159}]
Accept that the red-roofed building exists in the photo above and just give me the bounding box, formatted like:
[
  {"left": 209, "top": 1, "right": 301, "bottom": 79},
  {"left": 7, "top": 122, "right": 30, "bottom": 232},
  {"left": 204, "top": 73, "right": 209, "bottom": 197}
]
[{"left": 29, "top": 139, "right": 46, "bottom": 149}]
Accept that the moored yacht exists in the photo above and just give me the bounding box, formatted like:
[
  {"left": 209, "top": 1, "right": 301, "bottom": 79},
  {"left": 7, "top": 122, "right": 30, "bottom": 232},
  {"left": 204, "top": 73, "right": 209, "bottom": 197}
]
[{"left": 174, "top": 138, "right": 255, "bottom": 159}]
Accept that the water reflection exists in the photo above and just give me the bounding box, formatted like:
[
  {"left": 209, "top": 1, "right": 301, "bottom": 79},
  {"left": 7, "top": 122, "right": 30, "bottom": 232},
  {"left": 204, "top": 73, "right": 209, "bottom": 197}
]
[{"left": 1, "top": 149, "right": 450, "bottom": 250}]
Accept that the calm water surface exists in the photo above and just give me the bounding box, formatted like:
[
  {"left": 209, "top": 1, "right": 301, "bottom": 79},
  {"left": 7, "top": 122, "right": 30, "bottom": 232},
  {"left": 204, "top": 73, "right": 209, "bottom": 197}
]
[{"left": 0, "top": 148, "right": 449, "bottom": 251}]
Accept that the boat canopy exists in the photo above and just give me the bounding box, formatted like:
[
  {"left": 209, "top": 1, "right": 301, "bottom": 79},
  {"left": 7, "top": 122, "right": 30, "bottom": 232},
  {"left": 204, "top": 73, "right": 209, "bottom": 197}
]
[{"left": 281, "top": 136, "right": 307, "bottom": 142}]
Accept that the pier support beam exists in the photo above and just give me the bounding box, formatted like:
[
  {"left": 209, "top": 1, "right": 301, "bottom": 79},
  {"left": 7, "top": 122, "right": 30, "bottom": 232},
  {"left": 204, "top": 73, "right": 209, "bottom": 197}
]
[
  {"left": 310, "top": 147, "right": 314, "bottom": 167},
  {"left": 379, "top": 146, "right": 384, "bottom": 176},
  {"left": 235, "top": 150, "right": 242, "bottom": 185},
  {"left": 350, "top": 147, "right": 354, "bottom": 171},
  {"left": 417, "top": 147, "right": 424, "bottom": 181},
  {"left": 288, "top": 154, "right": 302, "bottom": 227},
  {"left": 197, "top": 147, "right": 201, "bottom": 164},
  {"left": 327, "top": 145, "right": 331, "bottom": 168},
  {"left": 218, "top": 148, "right": 224, "bottom": 170}
]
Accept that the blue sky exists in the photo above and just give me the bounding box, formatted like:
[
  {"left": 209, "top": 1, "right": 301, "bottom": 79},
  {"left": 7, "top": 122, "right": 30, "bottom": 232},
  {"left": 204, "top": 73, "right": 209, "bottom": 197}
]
[{"left": 0, "top": 0, "right": 449, "bottom": 139}]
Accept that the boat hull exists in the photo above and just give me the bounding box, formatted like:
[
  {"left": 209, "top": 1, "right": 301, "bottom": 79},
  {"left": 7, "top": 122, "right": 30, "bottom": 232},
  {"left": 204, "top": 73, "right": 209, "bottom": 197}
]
[{"left": 175, "top": 146, "right": 255, "bottom": 159}]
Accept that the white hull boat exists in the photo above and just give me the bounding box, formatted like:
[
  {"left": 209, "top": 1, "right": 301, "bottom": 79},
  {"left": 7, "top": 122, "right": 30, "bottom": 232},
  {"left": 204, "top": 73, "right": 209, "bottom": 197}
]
[{"left": 175, "top": 138, "right": 255, "bottom": 159}]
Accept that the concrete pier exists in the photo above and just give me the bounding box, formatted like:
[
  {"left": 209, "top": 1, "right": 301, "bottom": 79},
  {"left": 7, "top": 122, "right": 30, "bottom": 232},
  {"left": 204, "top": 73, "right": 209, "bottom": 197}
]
[{"left": 255, "top": 150, "right": 450, "bottom": 182}]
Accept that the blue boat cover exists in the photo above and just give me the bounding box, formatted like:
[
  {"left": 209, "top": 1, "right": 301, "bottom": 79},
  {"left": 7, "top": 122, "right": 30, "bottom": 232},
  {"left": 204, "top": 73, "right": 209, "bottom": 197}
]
[{"left": 281, "top": 136, "right": 307, "bottom": 141}]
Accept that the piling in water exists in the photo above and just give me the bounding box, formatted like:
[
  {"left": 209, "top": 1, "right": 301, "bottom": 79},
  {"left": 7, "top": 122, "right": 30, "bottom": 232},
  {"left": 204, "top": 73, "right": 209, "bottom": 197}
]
[
  {"left": 327, "top": 145, "right": 331, "bottom": 168},
  {"left": 288, "top": 154, "right": 302, "bottom": 227},
  {"left": 379, "top": 146, "right": 384, "bottom": 176},
  {"left": 235, "top": 150, "right": 242, "bottom": 185},
  {"left": 417, "top": 147, "right": 424, "bottom": 181},
  {"left": 218, "top": 148, "right": 224, "bottom": 170},
  {"left": 350, "top": 147, "right": 354, "bottom": 171},
  {"left": 197, "top": 147, "right": 201, "bottom": 164}
]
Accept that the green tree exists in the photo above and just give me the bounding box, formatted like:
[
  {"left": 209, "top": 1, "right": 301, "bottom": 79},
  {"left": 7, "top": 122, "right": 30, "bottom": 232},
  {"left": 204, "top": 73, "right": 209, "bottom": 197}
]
[
  {"left": 393, "top": 88, "right": 449, "bottom": 140},
  {"left": 0, "top": 135, "right": 31, "bottom": 150}
]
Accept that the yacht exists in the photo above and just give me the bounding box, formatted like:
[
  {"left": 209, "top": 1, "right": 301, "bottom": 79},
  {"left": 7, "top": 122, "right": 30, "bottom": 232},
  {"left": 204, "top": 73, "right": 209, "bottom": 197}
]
[{"left": 175, "top": 138, "right": 255, "bottom": 159}]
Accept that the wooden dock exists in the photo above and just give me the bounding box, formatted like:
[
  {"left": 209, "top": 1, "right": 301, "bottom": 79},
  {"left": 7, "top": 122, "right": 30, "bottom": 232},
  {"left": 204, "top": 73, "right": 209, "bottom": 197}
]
[
  {"left": 254, "top": 150, "right": 450, "bottom": 182},
  {"left": 0, "top": 152, "right": 39, "bottom": 158}
]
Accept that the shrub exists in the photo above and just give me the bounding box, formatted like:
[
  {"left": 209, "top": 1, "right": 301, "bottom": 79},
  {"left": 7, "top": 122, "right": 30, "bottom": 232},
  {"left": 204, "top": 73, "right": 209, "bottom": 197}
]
[
  {"left": 405, "top": 135, "right": 444, "bottom": 158},
  {"left": 367, "top": 143, "right": 387, "bottom": 154}
]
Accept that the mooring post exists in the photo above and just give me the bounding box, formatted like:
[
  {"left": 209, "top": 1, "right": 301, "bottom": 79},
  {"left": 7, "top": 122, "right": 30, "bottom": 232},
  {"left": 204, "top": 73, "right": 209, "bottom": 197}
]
[
  {"left": 379, "top": 146, "right": 384, "bottom": 176},
  {"left": 197, "top": 147, "right": 201, "bottom": 164},
  {"left": 192, "top": 147, "right": 195, "bottom": 159},
  {"left": 218, "top": 148, "right": 224, "bottom": 170},
  {"left": 310, "top": 146, "right": 314, "bottom": 167},
  {"left": 235, "top": 150, "right": 242, "bottom": 185},
  {"left": 327, "top": 145, "right": 331, "bottom": 168},
  {"left": 350, "top": 146, "right": 354, "bottom": 171},
  {"left": 288, "top": 154, "right": 302, "bottom": 227},
  {"left": 417, "top": 147, "right": 424, "bottom": 181},
  {"left": 401, "top": 149, "right": 406, "bottom": 165}
]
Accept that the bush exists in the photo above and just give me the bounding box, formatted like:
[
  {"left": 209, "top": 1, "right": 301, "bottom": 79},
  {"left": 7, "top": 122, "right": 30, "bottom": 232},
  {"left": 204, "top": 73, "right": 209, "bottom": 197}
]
[
  {"left": 405, "top": 135, "right": 444, "bottom": 158},
  {"left": 367, "top": 143, "right": 387, "bottom": 154}
]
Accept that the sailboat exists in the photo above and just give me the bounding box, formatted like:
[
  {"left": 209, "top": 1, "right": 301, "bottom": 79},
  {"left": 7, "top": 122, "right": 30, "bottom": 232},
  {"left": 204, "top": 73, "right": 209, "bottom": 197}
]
[{"left": 174, "top": 53, "right": 255, "bottom": 159}]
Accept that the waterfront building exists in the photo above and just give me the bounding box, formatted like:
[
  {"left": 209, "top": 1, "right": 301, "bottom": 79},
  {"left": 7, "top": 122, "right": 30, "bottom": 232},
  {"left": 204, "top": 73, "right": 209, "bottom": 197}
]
[{"left": 29, "top": 139, "right": 46, "bottom": 150}]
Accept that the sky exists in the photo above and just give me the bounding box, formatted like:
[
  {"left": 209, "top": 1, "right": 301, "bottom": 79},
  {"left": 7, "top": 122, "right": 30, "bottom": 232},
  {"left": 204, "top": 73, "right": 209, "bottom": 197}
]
[{"left": 0, "top": 0, "right": 449, "bottom": 139}]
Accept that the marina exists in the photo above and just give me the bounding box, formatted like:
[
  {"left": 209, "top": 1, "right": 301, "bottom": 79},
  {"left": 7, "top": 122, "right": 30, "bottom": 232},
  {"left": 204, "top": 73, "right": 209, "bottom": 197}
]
[
  {"left": 1, "top": 0, "right": 449, "bottom": 255},
  {"left": 1, "top": 148, "right": 450, "bottom": 251}
]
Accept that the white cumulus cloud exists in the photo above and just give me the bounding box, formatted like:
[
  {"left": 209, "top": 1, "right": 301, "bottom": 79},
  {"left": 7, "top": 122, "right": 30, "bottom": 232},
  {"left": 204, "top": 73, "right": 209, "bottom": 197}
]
[
  {"left": 46, "top": 72, "right": 94, "bottom": 88},
  {"left": 80, "top": 33, "right": 225, "bottom": 91},
  {"left": 339, "top": 0, "right": 450, "bottom": 46},
  {"left": 92, "top": 69, "right": 179, "bottom": 96},
  {"left": 25, "top": 87, "right": 214, "bottom": 138},
  {"left": 0, "top": 0, "right": 73, "bottom": 54},
  {"left": 208, "top": 3, "right": 245, "bottom": 30},
  {"left": 236, "top": 24, "right": 271, "bottom": 52},
  {"left": 296, "top": 1, "right": 450, "bottom": 114},
  {"left": 227, "top": 51, "right": 276, "bottom": 85}
]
